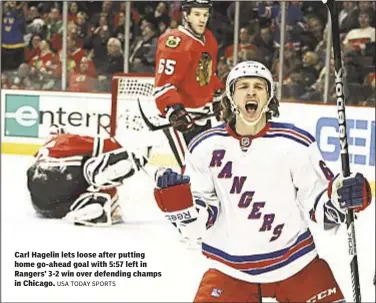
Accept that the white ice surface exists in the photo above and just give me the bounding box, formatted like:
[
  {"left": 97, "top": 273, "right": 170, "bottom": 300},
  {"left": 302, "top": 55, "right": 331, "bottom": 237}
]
[{"left": 1, "top": 154, "right": 375, "bottom": 302}]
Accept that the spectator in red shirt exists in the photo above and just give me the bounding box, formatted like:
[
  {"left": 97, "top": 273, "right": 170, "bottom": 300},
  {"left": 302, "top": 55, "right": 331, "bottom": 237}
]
[
  {"left": 30, "top": 40, "right": 54, "bottom": 70},
  {"left": 25, "top": 34, "right": 41, "bottom": 63},
  {"left": 56, "top": 35, "right": 85, "bottom": 73},
  {"left": 28, "top": 40, "right": 60, "bottom": 90},
  {"left": 68, "top": 56, "right": 96, "bottom": 92},
  {"left": 224, "top": 26, "right": 258, "bottom": 62}
]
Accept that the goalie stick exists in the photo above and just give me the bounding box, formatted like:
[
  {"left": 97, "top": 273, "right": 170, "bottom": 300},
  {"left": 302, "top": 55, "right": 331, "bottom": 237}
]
[
  {"left": 137, "top": 99, "right": 218, "bottom": 131},
  {"left": 322, "top": 0, "right": 361, "bottom": 302}
]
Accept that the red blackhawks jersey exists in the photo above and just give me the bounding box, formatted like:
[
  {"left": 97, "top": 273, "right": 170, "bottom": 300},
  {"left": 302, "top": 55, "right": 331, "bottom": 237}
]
[
  {"left": 35, "top": 133, "right": 121, "bottom": 160},
  {"left": 154, "top": 26, "right": 224, "bottom": 115},
  {"left": 68, "top": 72, "right": 95, "bottom": 92}
]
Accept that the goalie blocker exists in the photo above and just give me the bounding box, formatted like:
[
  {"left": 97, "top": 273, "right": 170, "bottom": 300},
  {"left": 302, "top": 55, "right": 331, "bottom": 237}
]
[{"left": 27, "top": 131, "right": 148, "bottom": 226}]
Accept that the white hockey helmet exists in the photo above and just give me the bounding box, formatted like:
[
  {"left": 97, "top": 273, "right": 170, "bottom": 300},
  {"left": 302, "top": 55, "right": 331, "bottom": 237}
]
[
  {"left": 225, "top": 61, "right": 277, "bottom": 125},
  {"left": 225, "top": 61, "right": 274, "bottom": 101}
]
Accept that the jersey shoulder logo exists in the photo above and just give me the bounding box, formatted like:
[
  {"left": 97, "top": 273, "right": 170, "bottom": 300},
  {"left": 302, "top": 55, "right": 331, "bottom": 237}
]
[{"left": 165, "top": 36, "right": 182, "bottom": 48}]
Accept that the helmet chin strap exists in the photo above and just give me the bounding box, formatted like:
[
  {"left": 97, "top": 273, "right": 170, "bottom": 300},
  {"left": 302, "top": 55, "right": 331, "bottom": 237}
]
[{"left": 239, "top": 105, "right": 268, "bottom": 126}]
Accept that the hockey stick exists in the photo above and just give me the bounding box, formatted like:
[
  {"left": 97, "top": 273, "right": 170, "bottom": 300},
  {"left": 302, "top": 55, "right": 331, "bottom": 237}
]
[
  {"left": 322, "top": 0, "right": 361, "bottom": 302},
  {"left": 137, "top": 99, "right": 218, "bottom": 131}
]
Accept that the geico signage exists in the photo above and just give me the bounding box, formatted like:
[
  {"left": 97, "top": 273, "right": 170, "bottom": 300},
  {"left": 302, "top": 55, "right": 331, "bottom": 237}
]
[{"left": 316, "top": 117, "right": 375, "bottom": 166}]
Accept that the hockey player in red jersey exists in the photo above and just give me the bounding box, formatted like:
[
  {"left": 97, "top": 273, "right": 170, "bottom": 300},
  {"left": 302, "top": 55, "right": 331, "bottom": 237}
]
[
  {"left": 27, "top": 127, "right": 148, "bottom": 226},
  {"left": 153, "top": 61, "right": 372, "bottom": 302},
  {"left": 154, "top": 0, "right": 224, "bottom": 170}
]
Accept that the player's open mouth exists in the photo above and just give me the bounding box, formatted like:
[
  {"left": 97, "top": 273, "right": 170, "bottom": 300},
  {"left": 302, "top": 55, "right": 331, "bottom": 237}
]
[{"left": 245, "top": 101, "right": 258, "bottom": 114}]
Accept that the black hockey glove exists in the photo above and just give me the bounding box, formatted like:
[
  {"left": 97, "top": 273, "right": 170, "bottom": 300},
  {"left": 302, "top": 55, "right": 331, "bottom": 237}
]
[{"left": 166, "top": 104, "right": 194, "bottom": 133}]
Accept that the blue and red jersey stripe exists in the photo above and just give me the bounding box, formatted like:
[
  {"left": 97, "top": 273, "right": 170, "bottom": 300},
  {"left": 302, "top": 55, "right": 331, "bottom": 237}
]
[{"left": 202, "top": 229, "right": 315, "bottom": 275}]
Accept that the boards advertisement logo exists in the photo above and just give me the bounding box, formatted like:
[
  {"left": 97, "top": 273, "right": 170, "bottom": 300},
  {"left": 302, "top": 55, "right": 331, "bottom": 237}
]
[
  {"left": 316, "top": 117, "right": 375, "bottom": 167},
  {"left": 4, "top": 95, "right": 40, "bottom": 138}
]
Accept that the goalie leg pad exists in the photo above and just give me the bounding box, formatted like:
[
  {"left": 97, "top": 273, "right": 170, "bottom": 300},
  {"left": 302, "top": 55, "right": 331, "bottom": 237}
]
[
  {"left": 64, "top": 188, "right": 122, "bottom": 227},
  {"left": 83, "top": 148, "right": 140, "bottom": 190}
]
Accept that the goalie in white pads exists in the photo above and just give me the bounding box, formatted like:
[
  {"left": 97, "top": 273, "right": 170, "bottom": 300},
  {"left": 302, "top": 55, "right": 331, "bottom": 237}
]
[
  {"left": 27, "top": 127, "right": 148, "bottom": 226},
  {"left": 154, "top": 61, "right": 372, "bottom": 302}
]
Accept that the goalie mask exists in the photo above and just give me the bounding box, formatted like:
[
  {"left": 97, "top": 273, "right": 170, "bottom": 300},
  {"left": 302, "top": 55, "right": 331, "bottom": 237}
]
[{"left": 225, "top": 61, "right": 279, "bottom": 125}]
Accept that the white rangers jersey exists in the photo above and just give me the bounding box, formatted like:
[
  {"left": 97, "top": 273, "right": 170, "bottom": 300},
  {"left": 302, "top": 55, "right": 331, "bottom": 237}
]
[{"left": 184, "top": 121, "right": 340, "bottom": 283}]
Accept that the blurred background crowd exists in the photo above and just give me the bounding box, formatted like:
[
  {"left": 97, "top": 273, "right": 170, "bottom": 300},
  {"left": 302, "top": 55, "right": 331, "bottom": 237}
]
[{"left": 1, "top": 1, "right": 375, "bottom": 105}]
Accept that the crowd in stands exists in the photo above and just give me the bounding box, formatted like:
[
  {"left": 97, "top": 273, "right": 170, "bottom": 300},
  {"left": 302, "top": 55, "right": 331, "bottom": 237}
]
[{"left": 1, "top": 1, "right": 375, "bottom": 105}]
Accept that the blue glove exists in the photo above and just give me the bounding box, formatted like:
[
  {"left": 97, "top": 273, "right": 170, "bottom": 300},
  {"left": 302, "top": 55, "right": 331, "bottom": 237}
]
[
  {"left": 155, "top": 168, "right": 190, "bottom": 189},
  {"left": 329, "top": 173, "right": 372, "bottom": 212},
  {"left": 154, "top": 168, "right": 195, "bottom": 224}
]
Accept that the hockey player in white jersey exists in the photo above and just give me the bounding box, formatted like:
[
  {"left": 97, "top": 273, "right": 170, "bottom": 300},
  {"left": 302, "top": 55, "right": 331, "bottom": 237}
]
[{"left": 154, "top": 61, "right": 372, "bottom": 302}]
